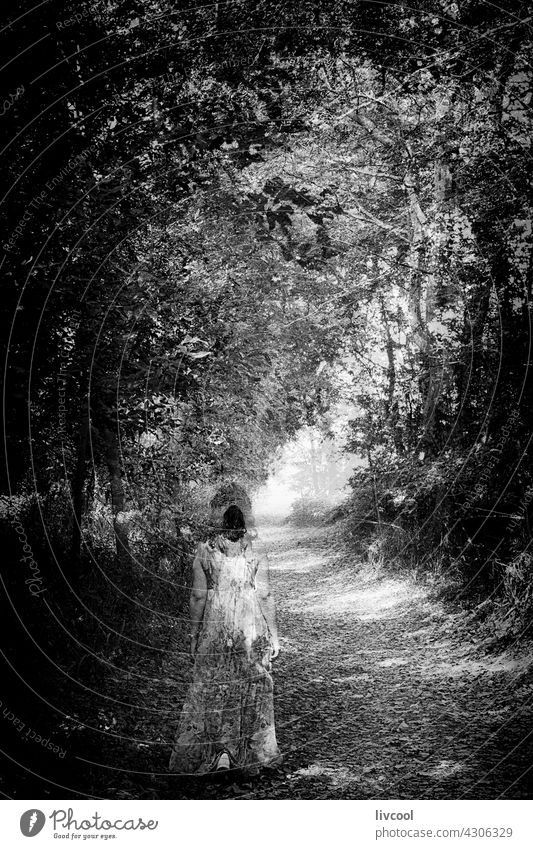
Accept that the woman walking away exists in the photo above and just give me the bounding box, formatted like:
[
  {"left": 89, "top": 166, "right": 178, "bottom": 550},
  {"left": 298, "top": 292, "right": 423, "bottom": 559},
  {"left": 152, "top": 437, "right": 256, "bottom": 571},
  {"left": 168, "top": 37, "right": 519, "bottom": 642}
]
[{"left": 169, "top": 484, "right": 282, "bottom": 775}]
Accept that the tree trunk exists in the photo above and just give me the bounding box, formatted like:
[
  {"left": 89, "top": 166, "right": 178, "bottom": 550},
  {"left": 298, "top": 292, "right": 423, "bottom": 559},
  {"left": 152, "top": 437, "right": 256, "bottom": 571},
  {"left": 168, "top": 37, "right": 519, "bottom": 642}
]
[
  {"left": 308, "top": 431, "right": 320, "bottom": 495},
  {"left": 104, "top": 427, "right": 131, "bottom": 567},
  {"left": 70, "top": 401, "right": 90, "bottom": 567},
  {"left": 380, "top": 298, "right": 403, "bottom": 454},
  {"left": 404, "top": 168, "right": 428, "bottom": 352},
  {"left": 327, "top": 456, "right": 338, "bottom": 496}
]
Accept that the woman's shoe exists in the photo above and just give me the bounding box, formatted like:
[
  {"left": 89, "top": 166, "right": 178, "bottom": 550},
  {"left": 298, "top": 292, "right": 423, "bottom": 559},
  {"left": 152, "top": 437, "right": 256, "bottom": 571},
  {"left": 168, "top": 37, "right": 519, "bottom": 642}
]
[{"left": 215, "top": 752, "right": 230, "bottom": 771}]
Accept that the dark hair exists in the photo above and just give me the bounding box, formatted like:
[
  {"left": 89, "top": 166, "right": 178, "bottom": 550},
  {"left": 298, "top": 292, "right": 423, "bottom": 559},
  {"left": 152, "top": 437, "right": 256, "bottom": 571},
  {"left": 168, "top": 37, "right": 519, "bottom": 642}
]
[{"left": 222, "top": 505, "right": 246, "bottom": 541}]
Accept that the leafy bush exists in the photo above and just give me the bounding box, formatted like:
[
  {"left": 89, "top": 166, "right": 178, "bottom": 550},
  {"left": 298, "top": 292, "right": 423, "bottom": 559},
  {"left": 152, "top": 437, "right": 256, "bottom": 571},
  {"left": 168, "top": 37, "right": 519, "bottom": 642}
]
[
  {"left": 286, "top": 495, "right": 332, "bottom": 526},
  {"left": 344, "top": 451, "right": 533, "bottom": 627}
]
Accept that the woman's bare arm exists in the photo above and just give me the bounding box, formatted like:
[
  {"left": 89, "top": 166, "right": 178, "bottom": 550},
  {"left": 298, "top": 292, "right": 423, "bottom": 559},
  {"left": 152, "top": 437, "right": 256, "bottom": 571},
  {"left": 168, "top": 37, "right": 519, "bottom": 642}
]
[
  {"left": 189, "top": 546, "right": 208, "bottom": 658},
  {"left": 255, "top": 553, "right": 280, "bottom": 658}
]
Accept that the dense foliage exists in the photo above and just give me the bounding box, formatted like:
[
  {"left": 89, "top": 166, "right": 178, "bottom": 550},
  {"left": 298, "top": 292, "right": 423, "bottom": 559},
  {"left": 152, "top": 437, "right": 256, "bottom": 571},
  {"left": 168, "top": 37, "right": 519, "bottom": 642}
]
[{"left": 1, "top": 0, "right": 532, "bottom": 796}]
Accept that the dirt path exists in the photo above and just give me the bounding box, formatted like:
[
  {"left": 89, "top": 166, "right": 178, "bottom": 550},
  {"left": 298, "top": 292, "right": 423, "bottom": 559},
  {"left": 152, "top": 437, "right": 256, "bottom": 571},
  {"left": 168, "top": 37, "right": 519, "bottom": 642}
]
[
  {"left": 246, "top": 523, "right": 533, "bottom": 799},
  {"left": 83, "top": 522, "right": 533, "bottom": 800}
]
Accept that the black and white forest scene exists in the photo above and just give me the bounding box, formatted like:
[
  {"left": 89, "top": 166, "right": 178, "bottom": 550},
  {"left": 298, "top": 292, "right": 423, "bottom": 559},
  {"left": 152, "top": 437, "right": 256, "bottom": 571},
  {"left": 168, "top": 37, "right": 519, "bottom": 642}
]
[{"left": 1, "top": 0, "right": 533, "bottom": 807}]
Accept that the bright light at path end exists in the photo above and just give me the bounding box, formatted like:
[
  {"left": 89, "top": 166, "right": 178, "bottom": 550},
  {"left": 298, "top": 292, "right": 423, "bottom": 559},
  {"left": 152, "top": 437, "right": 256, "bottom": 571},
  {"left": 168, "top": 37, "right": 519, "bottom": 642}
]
[{"left": 254, "top": 477, "right": 296, "bottom": 519}]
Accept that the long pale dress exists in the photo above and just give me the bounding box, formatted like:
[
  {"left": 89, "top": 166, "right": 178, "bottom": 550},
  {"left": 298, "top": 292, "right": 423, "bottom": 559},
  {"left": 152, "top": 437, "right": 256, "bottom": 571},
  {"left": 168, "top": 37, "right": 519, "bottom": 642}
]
[{"left": 169, "top": 534, "right": 282, "bottom": 774}]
